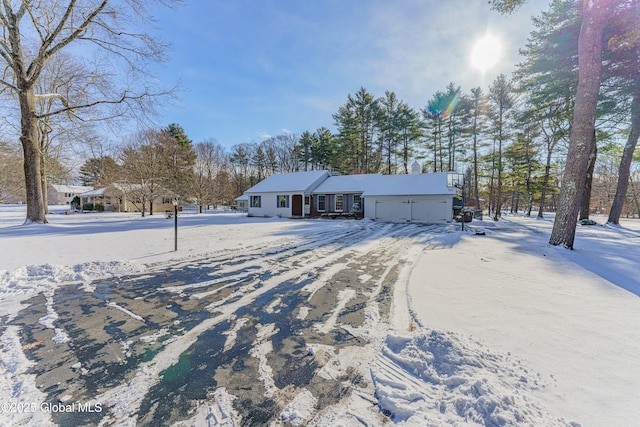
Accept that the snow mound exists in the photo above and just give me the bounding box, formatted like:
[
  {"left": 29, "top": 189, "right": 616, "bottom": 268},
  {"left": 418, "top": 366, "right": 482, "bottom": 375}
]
[
  {"left": 372, "top": 330, "right": 572, "bottom": 426},
  {"left": 280, "top": 388, "right": 317, "bottom": 425}
]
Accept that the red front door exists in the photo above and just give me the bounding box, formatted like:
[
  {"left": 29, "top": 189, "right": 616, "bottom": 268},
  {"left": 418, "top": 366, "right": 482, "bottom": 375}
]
[{"left": 292, "top": 195, "right": 303, "bottom": 216}]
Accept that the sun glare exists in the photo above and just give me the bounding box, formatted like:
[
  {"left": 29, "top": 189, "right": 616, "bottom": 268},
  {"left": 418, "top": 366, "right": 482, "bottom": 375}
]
[{"left": 470, "top": 35, "right": 502, "bottom": 73}]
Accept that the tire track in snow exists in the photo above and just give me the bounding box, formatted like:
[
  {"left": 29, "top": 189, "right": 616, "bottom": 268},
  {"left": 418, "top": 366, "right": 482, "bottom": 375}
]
[
  {"left": 96, "top": 221, "right": 402, "bottom": 424},
  {"left": 19, "top": 221, "right": 447, "bottom": 426}
]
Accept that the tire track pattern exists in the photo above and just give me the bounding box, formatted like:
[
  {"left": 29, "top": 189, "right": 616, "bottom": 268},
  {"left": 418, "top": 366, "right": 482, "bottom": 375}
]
[{"left": 9, "top": 221, "right": 445, "bottom": 426}]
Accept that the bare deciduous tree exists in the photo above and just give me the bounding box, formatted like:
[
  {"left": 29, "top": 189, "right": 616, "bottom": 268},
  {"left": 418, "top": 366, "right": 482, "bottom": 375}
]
[
  {"left": 120, "top": 130, "right": 167, "bottom": 217},
  {"left": 0, "top": 139, "right": 24, "bottom": 202},
  {"left": 0, "top": 0, "right": 176, "bottom": 224},
  {"left": 191, "top": 139, "right": 225, "bottom": 212}
]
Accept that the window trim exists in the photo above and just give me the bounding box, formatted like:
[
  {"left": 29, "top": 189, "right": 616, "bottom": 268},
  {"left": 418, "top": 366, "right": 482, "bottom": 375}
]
[
  {"left": 276, "top": 194, "right": 289, "bottom": 208},
  {"left": 353, "top": 194, "right": 362, "bottom": 212},
  {"left": 250, "top": 195, "right": 262, "bottom": 208},
  {"left": 317, "top": 195, "right": 326, "bottom": 212}
]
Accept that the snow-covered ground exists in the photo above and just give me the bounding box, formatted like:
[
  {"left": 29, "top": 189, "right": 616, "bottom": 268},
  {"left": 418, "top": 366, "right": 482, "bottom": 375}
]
[{"left": 1, "top": 205, "right": 639, "bottom": 426}]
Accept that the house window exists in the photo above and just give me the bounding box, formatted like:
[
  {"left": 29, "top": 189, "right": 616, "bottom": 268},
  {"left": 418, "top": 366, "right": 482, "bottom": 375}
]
[
  {"left": 277, "top": 195, "right": 289, "bottom": 208},
  {"left": 250, "top": 195, "right": 261, "bottom": 208},
  {"left": 353, "top": 194, "right": 362, "bottom": 211},
  {"left": 162, "top": 197, "right": 172, "bottom": 204},
  {"left": 335, "top": 195, "right": 344, "bottom": 211},
  {"left": 317, "top": 195, "right": 326, "bottom": 211},
  {"left": 304, "top": 196, "right": 310, "bottom": 206}
]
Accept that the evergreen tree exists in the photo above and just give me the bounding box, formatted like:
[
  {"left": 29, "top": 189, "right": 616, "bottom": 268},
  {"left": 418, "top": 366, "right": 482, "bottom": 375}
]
[
  {"left": 160, "top": 124, "right": 196, "bottom": 198},
  {"left": 333, "top": 87, "right": 380, "bottom": 174},
  {"left": 252, "top": 145, "right": 267, "bottom": 181},
  {"left": 423, "top": 90, "right": 449, "bottom": 172},
  {"left": 442, "top": 83, "right": 469, "bottom": 172},
  {"left": 606, "top": 1, "right": 640, "bottom": 224},
  {"left": 298, "top": 131, "right": 314, "bottom": 171},
  {"left": 491, "top": 0, "right": 616, "bottom": 248},
  {"left": 468, "top": 87, "right": 489, "bottom": 208},
  {"left": 79, "top": 156, "right": 120, "bottom": 187},
  {"left": 379, "top": 91, "right": 401, "bottom": 174},
  {"left": 313, "top": 127, "right": 337, "bottom": 171},
  {"left": 396, "top": 103, "right": 422, "bottom": 174},
  {"left": 503, "top": 131, "right": 544, "bottom": 215},
  {"left": 488, "top": 74, "right": 517, "bottom": 220}
]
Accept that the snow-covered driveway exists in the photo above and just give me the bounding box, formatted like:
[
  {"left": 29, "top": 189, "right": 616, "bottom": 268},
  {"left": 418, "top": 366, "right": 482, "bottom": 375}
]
[
  {"left": 5, "top": 210, "right": 634, "bottom": 426},
  {"left": 3, "top": 219, "right": 445, "bottom": 426}
]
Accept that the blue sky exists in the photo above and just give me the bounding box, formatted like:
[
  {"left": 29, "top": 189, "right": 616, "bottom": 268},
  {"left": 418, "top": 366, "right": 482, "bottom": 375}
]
[{"left": 151, "top": 0, "right": 550, "bottom": 149}]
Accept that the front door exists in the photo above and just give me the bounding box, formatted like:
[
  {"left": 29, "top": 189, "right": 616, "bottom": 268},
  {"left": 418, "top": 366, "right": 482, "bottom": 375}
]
[{"left": 292, "top": 194, "right": 303, "bottom": 216}]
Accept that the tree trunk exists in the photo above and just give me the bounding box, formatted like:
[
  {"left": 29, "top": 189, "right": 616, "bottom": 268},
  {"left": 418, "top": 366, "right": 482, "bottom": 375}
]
[
  {"left": 538, "top": 143, "right": 553, "bottom": 218},
  {"left": 41, "top": 155, "right": 49, "bottom": 215},
  {"left": 493, "top": 115, "right": 504, "bottom": 222},
  {"left": 579, "top": 134, "right": 597, "bottom": 220},
  {"left": 20, "top": 89, "right": 48, "bottom": 224},
  {"left": 608, "top": 89, "right": 640, "bottom": 224},
  {"left": 549, "top": 0, "right": 611, "bottom": 248},
  {"left": 630, "top": 175, "right": 640, "bottom": 219},
  {"left": 473, "top": 116, "right": 481, "bottom": 209},
  {"left": 489, "top": 139, "right": 497, "bottom": 219}
]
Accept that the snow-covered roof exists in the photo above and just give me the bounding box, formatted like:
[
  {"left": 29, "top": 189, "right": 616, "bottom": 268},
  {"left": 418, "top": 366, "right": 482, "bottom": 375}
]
[
  {"left": 235, "top": 195, "right": 249, "bottom": 201},
  {"left": 80, "top": 183, "right": 140, "bottom": 197},
  {"left": 311, "top": 174, "right": 382, "bottom": 194},
  {"left": 312, "top": 172, "right": 456, "bottom": 197},
  {"left": 245, "top": 170, "right": 330, "bottom": 194},
  {"left": 79, "top": 187, "right": 106, "bottom": 197},
  {"left": 51, "top": 184, "right": 93, "bottom": 194},
  {"left": 362, "top": 172, "right": 456, "bottom": 196}
]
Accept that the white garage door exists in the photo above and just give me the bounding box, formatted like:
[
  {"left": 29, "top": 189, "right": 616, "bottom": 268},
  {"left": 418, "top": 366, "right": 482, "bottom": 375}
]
[
  {"left": 374, "top": 198, "right": 411, "bottom": 222},
  {"left": 410, "top": 197, "right": 451, "bottom": 223},
  {"left": 372, "top": 196, "right": 451, "bottom": 223}
]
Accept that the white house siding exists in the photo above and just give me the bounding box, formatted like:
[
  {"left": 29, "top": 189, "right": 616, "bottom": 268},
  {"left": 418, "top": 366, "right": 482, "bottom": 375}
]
[
  {"left": 244, "top": 170, "right": 459, "bottom": 221},
  {"left": 248, "top": 192, "right": 300, "bottom": 218},
  {"left": 364, "top": 195, "right": 453, "bottom": 224},
  {"left": 245, "top": 170, "right": 330, "bottom": 218},
  {"left": 50, "top": 185, "right": 93, "bottom": 205}
]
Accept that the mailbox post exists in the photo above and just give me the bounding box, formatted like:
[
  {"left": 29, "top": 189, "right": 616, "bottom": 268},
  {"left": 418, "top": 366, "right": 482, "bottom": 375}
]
[{"left": 173, "top": 198, "right": 178, "bottom": 251}]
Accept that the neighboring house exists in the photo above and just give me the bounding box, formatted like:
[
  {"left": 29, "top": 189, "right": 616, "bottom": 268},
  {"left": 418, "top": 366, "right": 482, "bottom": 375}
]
[
  {"left": 49, "top": 184, "right": 93, "bottom": 205},
  {"left": 243, "top": 166, "right": 460, "bottom": 224},
  {"left": 234, "top": 194, "right": 248, "bottom": 212},
  {"left": 245, "top": 170, "right": 330, "bottom": 218},
  {"left": 80, "top": 183, "right": 178, "bottom": 213}
]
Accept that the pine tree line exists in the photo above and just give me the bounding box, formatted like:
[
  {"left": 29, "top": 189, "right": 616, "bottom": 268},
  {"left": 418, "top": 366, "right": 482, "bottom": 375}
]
[{"left": 2, "top": 0, "right": 638, "bottom": 228}]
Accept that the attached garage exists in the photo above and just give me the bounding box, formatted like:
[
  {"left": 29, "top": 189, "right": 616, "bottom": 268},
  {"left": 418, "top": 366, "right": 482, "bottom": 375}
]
[
  {"left": 368, "top": 196, "right": 453, "bottom": 224},
  {"left": 362, "top": 172, "right": 457, "bottom": 224}
]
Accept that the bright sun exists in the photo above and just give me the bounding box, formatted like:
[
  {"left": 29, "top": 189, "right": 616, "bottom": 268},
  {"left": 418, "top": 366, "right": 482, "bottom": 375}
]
[{"left": 470, "top": 35, "right": 502, "bottom": 72}]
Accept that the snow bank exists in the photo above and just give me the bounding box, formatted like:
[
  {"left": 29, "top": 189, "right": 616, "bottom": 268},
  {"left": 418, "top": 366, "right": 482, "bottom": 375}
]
[{"left": 372, "top": 331, "right": 567, "bottom": 426}]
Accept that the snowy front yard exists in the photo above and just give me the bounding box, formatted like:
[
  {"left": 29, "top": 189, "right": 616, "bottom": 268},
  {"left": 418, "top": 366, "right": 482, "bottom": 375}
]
[{"left": 1, "top": 206, "right": 639, "bottom": 426}]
